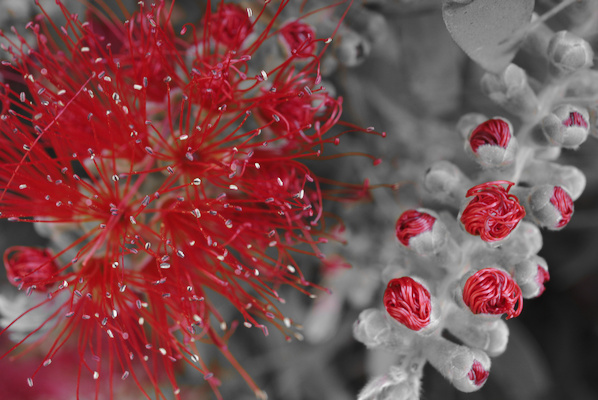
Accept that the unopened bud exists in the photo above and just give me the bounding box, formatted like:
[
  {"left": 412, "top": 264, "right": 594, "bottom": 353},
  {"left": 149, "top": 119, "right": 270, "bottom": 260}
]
[
  {"left": 541, "top": 104, "right": 590, "bottom": 148},
  {"left": 520, "top": 160, "right": 586, "bottom": 200},
  {"left": 480, "top": 64, "right": 539, "bottom": 116},
  {"left": 465, "top": 117, "right": 518, "bottom": 169},
  {"left": 547, "top": 31, "right": 593, "bottom": 76},
  {"left": 335, "top": 28, "right": 371, "bottom": 67},
  {"left": 395, "top": 209, "right": 448, "bottom": 256},
  {"left": 423, "top": 337, "right": 491, "bottom": 393},
  {"left": 526, "top": 185, "right": 574, "bottom": 230},
  {"left": 423, "top": 161, "right": 472, "bottom": 207},
  {"left": 383, "top": 276, "right": 439, "bottom": 334},
  {"left": 460, "top": 181, "right": 525, "bottom": 243},
  {"left": 446, "top": 313, "right": 509, "bottom": 357},
  {"left": 499, "top": 221, "right": 543, "bottom": 260},
  {"left": 353, "top": 308, "right": 390, "bottom": 348},
  {"left": 514, "top": 255, "right": 549, "bottom": 298},
  {"left": 461, "top": 267, "right": 523, "bottom": 320}
]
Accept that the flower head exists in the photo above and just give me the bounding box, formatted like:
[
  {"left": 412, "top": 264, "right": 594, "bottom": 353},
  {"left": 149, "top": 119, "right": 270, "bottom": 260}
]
[{"left": 460, "top": 181, "right": 525, "bottom": 242}]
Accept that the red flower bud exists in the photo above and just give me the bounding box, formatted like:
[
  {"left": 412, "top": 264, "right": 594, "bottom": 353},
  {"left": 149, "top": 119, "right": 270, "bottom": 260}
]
[
  {"left": 460, "top": 181, "right": 525, "bottom": 242},
  {"left": 395, "top": 210, "right": 436, "bottom": 247},
  {"left": 469, "top": 118, "right": 511, "bottom": 153},
  {"left": 467, "top": 360, "right": 490, "bottom": 386},
  {"left": 383, "top": 277, "right": 432, "bottom": 331},
  {"left": 462, "top": 268, "right": 523, "bottom": 319}
]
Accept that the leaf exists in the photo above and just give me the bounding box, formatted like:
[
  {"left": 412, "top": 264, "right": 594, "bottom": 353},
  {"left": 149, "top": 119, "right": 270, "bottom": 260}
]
[{"left": 442, "top": 0, "right": 535, "bottom": 74}]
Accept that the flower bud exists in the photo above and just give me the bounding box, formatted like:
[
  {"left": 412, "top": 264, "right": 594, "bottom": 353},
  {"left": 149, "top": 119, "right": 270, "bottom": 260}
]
[
  {"left": 480, "top": 64, "right": 539, "bottom": 116},
  {"left": 500, "top": 221, "right": 543, "bottom": 260},
  {"left": 353, "top": 308, "right": 396, "bottom": 349},
  {"left": 335, "top": 28, "right": 371, "bottom": 67},
  {"left": 383, "top": 277, "right": 438, "bottom": 333},
  {"left": 460, "top": 181, "right": 526, "bottom": 243},
  {"left": 446, "top": 314, "right": 509, "bottom": 357},
  {"left": 526, "top": 185, "right": 574, "bottom": 230},
  {"left": 465, "top": 117, "right": 518, "bottom": 168},
  {"left": 547, "top": 31, "right": 594, "bottom": 76},
  {"left": 423, "top": 161, "right": 472, "bottom": 207},
  {"left": 461, "top": 268, "right": 523, "bottom": 319},
  {"left": 423, "top": 337, "right": 491, "bottom": 392},
  {"left": 3, "top": 246, "right": 59, "bottom": 291},
  {"left": 541, "top": 104, "right": 590, "bottom": 149},
  {"left": 395, "top": 209, "right": 448, "bottom": 256},
  {"left": 514, "top": 255, "right": 549, "bottom": 298}
]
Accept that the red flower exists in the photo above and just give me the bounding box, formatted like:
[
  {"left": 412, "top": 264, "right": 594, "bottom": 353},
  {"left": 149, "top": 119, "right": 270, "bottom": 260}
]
[
  {"left": 460, "top": 181, "right": 525, "bottom": 242},
  {"left": 462, "top": 268, "right": 523, "bottom": 319},
  {"left": 0, "top": 1, "right": 375, "bottom": 398},
  {"left": 383, "top": 277, "right": 432, "bottom": 331}
]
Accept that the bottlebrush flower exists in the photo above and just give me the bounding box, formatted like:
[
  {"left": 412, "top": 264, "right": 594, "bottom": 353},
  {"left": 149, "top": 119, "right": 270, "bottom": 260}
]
[
  {"left": 0, "top": 1, "right": 380, "bottom": 399},
  {"left": 460, "top": 181, "right": 526, "bottom": 243}
]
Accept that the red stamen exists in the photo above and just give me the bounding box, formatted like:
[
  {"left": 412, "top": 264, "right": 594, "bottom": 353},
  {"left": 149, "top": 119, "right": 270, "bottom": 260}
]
[
  {"left": 463, "top": 268, "right": 523, "bottom": 319},
  {"left": 395, "top": 210, "right": 436, "bottom": 247},
  {"left": 550, "top": 186, "right": 574, "bottom": 228},
  {"left": 563, "top": 111, "right": 588, "bottom": 128},
  {"left": 467, "top": 360, "right": 489, "bottom": 386},
  {"left": 383, "top": 277, "right": 432, "bottom": 331},
  {"left": 469, "top": 118, "right": 511, "bottom": 152},
  {"left": 536, "top": 265, "right": 550, "bottom": 296},
  {"left": 460, "top": 181, "right": 525, "bottom": 242}
]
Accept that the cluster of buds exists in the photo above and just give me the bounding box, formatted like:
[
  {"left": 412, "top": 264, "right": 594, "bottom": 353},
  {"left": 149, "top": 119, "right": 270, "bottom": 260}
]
[
  {"left": 0, "top": 1, "right": 382, "bottom": 399},
  {"left": 354, "top": 6, "right": 595, "bottom": 399}
]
